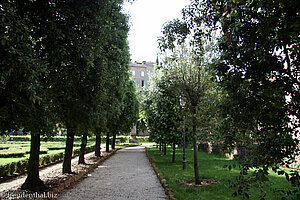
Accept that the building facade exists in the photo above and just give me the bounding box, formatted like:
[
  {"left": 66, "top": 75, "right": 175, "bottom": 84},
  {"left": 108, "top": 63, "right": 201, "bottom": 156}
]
[
  {"left": 128, "top": 62, "right": 155, "bottom": 136},
  {"left": 129, "top": 62, "right": 154, "bottom": 89}
]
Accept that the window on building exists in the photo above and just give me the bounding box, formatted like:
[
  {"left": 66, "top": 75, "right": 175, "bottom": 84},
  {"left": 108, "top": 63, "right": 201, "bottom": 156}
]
[
  {"left": 141, "top": 71, "right": 145, "bottom": 77},
  {"left": 132, "top": 70, "right": 136, "bottom": 76},
  {"left": 141, "top": 80, "right": 145, "bottom": 87}
]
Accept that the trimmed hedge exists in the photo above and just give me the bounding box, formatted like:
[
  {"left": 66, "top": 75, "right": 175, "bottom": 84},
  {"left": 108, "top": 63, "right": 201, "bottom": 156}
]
[
  {"left": 48, "top": 147, "right": 65, "bottom": 150},
  {"left": 26, "top": 150, "right": 48, "bottom": 155},
  {"left": 136, "top": 136, "right": 149, "bottom": 143},
  {"left": 0, "top": 164, "right": 10, "bottom": 177},
  {"left": 0, "top": 145, "right": 95, "bottom": 178},
  {"left": 0, "top": 152, "right": 25, "bottom": 158},
  {"left": 7, "top": 136, "right": 83, "bottom": 142}
]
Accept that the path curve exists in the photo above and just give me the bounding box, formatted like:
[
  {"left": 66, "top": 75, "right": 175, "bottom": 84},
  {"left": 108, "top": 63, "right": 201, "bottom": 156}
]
[{"left": 58, "top": 145, "right": 167, "bottom": 200}]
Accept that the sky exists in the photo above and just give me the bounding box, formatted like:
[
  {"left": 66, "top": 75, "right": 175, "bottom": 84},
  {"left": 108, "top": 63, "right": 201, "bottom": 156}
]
[{"left": 123, "top": 0, "right": 190, "bottom": 63}]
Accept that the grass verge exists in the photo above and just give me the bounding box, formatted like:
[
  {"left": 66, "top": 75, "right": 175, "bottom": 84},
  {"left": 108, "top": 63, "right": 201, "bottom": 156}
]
[{"left": 146, "top": 147, "right": 297, "bottom": 200}]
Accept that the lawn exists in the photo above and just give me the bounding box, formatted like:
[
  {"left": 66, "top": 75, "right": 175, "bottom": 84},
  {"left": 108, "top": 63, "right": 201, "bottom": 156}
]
[{"left": 147, "top": 147, "right": 298, "bottom": 200}]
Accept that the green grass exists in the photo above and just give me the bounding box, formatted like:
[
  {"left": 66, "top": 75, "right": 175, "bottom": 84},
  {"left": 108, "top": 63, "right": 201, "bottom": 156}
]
[{"left": 147, "top": 147, "right": 298, "bottom": 200}]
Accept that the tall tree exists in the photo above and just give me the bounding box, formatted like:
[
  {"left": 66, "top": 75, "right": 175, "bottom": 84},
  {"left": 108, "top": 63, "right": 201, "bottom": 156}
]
[
  {"left": 161, "top": 44, "right": 218, "bottom": 185},
  {"left": 110, "top": 77, "right": 139, "bottom": 149},
  {"left": 0, "top": 0, "right": 56, "bottom": 190},
  {"left": 141, "top": 69, "right": 182, "bottom": 162},
  {"left": 181, "top": 0, "right": 300, "bottom": 198}
]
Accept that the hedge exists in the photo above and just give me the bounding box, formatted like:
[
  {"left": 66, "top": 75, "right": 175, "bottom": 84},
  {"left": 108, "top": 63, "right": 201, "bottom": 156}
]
[
  {"left": 0, "top": 164, "right": 10, "bottom": 177},
  {"left": 136, "top": 136, "right": 149, "bottom": 143},
  {"left": 0, "top": 145, "right": 94, "bottom": 178},
  {"left": 0, "top": 152, "right": 25, "bottom": 158},
  {"left": 7, "top": 136, "right": 84, "bottom": 142},
  {"left": 48, "top": 147, "right": 65, "bottom": 150},
  {"left": 26, "top": 150, "right": 48, "bottom": 155}
]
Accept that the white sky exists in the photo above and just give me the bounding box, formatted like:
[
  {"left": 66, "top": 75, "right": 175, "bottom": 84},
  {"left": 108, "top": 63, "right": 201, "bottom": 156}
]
[{"left": 123, "top": 0, "right": 190, "bottom": 62}]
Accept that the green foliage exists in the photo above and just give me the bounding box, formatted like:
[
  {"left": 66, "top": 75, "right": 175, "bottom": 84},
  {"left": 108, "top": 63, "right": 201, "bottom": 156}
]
[
  {"left": 178, "top": 0, "right": 300, "bottom": 198},
  {"left": 114, "top": 77, "right": 139, "bottom": 134},
  {"left": 158, "top": 19, "right": 190, "bottom": 51},
  {"left": 0, "top": 141, "right": 94, "bottom": 177},
  {"left": 136, "top": 136, "right": 149, "bottom": 143},
  {"left": 0, "top": 164, "right": 10, "bottom": 177},
  {"left": 141, "top": 68, "right": 182, "bottom": 146},
  {"left": 0, "top": 0, "right": 55, "bottom": 134}
]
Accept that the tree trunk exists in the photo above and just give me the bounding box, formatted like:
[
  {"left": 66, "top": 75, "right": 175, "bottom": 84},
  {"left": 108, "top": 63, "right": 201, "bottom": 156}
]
[
  {"left": 159, "top": 142, "right": 162, "bottom": 151},
  {"left": 163, "top": 143, "right": 167, "bottom": 155},
  {"left": 78, "top": 134, "right": 87, "bottom": 164},
  {"left": 106, "top": 132, "right": 110, "bottom": 152},
  {"left": 172, "top": 142, "right": 176, "bottom": 163},
  {"left": 112, "top": 132, "right": 116, "bottom": 150},
  {"left": 192, "top": 117, "right": 201, "bottom": 185},
  {"left": 136, "top": 122, "right": 139, "bottom": 136},
  {"left": 21, "top": 133, "right": 45, "bottom": 191},
  {"left": 95, "top": 133, "right": 101, "bottom": 157},
  {"left": 63, "top": 125, "right": 75, "bottom": 173}
]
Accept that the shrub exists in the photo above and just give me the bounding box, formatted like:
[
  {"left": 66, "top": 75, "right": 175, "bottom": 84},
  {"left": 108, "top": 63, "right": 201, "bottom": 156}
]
[
  {"left": 57, "top": 152, "right": 64, "bottom": 160},
  {"left": 0, "top": 164, "right": 10, "bottom": 177},
  {"left": 50, "top": 154, "right": 60, "bottom": 163},
  {"left": 136, "top": 136, "right": 149, "bottom": 143},
  {"left": 16, "top": 160, "right": 26, "bottom": 173},
  {"left": 41, "top": 155, "right": 51, "bottom": 165},
  {"left": 0, "top": 152, "right": 25, "bottom": 158},
  {"left": 73, "top": 148, "right": 80, "bottom": 155},
  {"left": 116, "top": 136, "right": 129, "bottom": 143},
  {"left": 18, "top": 159, "right": 28, "bottom": 172},
  {"left": 26, "top": 150, "right": 48, "bottom": 155},
  {"left": 9, "top": 162, "right": 16, "bottom": 174}
]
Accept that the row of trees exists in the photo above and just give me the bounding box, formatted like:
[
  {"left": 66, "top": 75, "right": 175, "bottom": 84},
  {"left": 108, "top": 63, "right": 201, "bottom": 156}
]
[
  {"left": 142, "top": 0, "right": 299, "bottom": 198},
  {"left": 0, "top": 0, "right": 138, "bottom": 191}
]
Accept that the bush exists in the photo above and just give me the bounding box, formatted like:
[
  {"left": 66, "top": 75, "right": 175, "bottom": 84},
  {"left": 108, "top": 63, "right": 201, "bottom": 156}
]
[
  {"left": 41, "top": 136, "right": 82, "bottom": 142},
  {"left": 117, "top": 136, "right": 130, "bottom": 143},
  {"left": 41, "top": 155, "right": 51, "bottom": 165},
  {"left": 16, "top": 160, "right": 27, "bottom": 173},
  {"left": 136, "top": 136, "right": 149, "bottom": 143},
  {"left": 9, "top": 162, "right": 16, "bottom": 174},
  {"left": 26, "top": 150, "right": 48, "bottom": 155},
  {"left": 50, "top": 154, "right": 61, "bottom": 163},
  {"left": 0, "top": 144, "right": 92, "bottom": 177},
  {"left": 0, "top": 164, "right": 10, "bottom": 177}
]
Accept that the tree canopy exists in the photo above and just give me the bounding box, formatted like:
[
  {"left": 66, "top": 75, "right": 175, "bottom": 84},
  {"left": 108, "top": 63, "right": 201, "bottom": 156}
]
[
  {"left": 160, "top": 0, "right": 300, "bottom": 198},
  {"left": 0, "top": 0, "right": 134, "bottom": 191},
  {"left": 156, "top": 0, "right": 299, "bottom": 198}
]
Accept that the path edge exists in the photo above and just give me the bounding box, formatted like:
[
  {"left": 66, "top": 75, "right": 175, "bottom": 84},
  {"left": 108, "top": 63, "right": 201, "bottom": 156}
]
[
  {"left": 42, "top": 148, "right": 121, "bottom": 199},
  {"left": 145, "top": 148, "right": 177, "bottom": 200}
]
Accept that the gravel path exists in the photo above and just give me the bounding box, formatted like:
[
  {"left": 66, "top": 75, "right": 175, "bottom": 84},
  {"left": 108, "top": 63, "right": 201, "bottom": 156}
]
[{"left": 58, "top": 145, "right": 167, "bottom": 200}]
